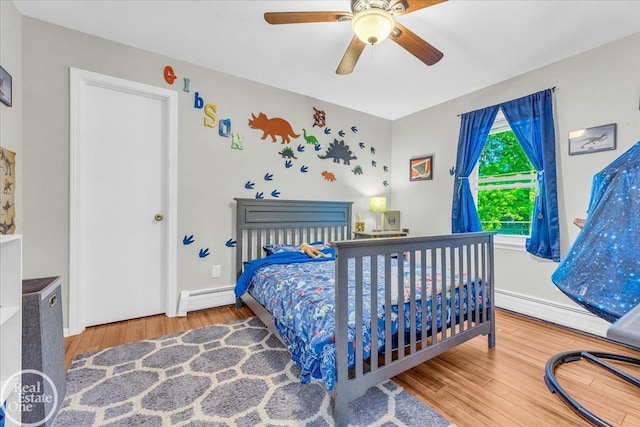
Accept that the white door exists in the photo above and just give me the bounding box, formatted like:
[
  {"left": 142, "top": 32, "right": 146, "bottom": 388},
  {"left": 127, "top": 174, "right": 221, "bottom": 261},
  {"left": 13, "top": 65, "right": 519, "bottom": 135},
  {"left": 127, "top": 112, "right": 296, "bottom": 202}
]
[{"left": 69, "top": 68, "right": 177, "bottom": 333}]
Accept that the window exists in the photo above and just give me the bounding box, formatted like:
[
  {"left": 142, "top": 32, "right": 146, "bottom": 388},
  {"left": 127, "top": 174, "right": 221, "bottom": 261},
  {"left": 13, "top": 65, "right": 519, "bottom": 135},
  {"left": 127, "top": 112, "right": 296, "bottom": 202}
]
[
  {"left": 472, "top": 109, "right": 536, "bottom": 239},
  {"left": 451, "top": 89, "right": 559, "bottom": 261}
]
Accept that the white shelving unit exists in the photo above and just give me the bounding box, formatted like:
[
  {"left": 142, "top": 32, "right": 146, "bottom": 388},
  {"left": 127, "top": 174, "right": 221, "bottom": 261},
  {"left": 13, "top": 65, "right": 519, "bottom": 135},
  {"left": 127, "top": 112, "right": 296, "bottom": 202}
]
[{"left": 1, "top": 234, "right": 22, "bottom": 427}]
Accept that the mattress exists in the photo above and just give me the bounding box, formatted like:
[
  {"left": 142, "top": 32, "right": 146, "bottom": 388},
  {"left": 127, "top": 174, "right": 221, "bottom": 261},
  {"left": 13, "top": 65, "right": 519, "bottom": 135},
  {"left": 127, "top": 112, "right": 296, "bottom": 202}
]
[{"left": 237, "top": 250, "right": 484, "bottom": 391}]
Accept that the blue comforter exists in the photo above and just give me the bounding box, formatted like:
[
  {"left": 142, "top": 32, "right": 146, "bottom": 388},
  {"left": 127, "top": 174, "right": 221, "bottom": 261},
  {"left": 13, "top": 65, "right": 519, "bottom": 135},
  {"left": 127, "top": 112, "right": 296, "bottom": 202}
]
[
  {"left": 235, "top": 251, "right": 480, "bottom": 391},
  {"left": 235, "top": 248, "right": 336, "bottom": 298}
]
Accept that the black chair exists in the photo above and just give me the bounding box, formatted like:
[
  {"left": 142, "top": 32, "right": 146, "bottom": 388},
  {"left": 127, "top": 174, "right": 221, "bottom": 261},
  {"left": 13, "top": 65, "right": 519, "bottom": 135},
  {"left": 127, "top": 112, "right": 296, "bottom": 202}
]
[{"left": 543, "top": 303, "right": 640, "bottom": 427}]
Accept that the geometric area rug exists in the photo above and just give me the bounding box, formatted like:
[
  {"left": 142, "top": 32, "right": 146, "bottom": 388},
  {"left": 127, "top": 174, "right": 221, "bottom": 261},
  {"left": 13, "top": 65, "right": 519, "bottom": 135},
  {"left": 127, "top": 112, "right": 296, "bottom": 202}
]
[{"left": 53, "top": 317, "right": 453, "bottom": 426}]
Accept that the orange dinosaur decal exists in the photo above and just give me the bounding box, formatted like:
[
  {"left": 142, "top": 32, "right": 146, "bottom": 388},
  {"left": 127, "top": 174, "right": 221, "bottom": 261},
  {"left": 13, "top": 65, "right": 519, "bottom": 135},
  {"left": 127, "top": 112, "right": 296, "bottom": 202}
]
[
  {"left": 248, "top": 113, "right": 300, "bottom": 144},
  {"left": 321, "top": 171, "right": 337, "bottom": 182}
]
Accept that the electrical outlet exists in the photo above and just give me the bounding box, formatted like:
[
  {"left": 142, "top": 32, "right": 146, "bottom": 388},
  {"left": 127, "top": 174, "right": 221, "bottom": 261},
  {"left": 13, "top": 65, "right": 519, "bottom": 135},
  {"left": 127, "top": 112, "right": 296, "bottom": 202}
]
[{"left": 211, "top": 265, "right": 221, "bottom": 278}]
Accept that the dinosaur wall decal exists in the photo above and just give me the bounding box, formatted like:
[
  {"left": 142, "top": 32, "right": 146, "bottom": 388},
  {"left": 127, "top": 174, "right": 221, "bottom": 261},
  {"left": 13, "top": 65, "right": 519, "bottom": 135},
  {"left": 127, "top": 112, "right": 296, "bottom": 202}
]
[
  {"left": 318, "top": 139, "right": 357, "bottom": 165},
  {"left": 312, "top": 107, "right": 326, "bottom": 128},
  {"left": 321, "top": 171, "right": 337, "bottom": 182},
  {"left": 248, "top": 113, "right": 300, "bottom": 144},
  {"left": 278, "top": 147, "right": 297, "bottom": 159},
  {"left": 302, "top": 129, "right": 319, "bottom": 145}
]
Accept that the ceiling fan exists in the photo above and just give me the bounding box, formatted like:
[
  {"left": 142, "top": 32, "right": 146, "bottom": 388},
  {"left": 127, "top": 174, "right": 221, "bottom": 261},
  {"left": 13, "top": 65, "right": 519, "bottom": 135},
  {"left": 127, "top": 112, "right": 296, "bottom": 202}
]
[{"left": 264, "top": 0, "right": 446, "bottom": 75}]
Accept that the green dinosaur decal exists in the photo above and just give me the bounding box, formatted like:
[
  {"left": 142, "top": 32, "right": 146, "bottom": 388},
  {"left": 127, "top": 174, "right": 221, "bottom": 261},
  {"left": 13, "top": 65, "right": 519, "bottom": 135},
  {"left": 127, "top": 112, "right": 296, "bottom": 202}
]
[{"left": 302, "top": 129, "right": 319, "bottom": 145}]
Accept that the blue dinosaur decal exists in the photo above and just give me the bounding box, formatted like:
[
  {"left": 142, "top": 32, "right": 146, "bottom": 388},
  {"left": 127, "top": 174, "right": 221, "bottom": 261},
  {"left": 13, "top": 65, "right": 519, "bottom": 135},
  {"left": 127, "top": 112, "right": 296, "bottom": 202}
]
[
  {"left": 271, "top": 189, "right": 281, "bottom": 198},
  {"left": 358, "top": 142, "right": 365, "bottom": 149},
  {"left": 264, "top": 173, "right": 274, "bottom": 181},
  {"left": 383, "top": 180, "right": 389, "bottom": 187},
  {"left": 199, "top": 248, "right": 210, "bottom": 258},
  {"left": 318, "top": 139, "right": 357, "bottom": 165},
  {"left": 183, "top": 235, "right": 195, "bottom": 245},
  {"left": 278, "top": 147, "right": 297, "bottom": 159},
  {"left": 324, "top": 128, "right": 331, "bottom": 135},
  {"left": 255, "top": 192, "right": 264, "bottom": 199},
  {"left": 225, "top": 239, "right": 237, "bottom": 248},
  {"left": 285, "top": 160, "right": 293, "bottom": 168},
  {"left": 338, "top": 130, "right": 345, "bottom": 137},
  {"left": 300, "top": 165, "right": 308, "bottom": 173},
  {"left": 244, "top": 181, "right": 255, "bottom": 189},
  {"left": 297, "top": 144, "right": 305, "bottom": 152},
  {"left": 370, "top": 147, "right": 376, "bottom": 155},
  {"left": 351, "top": 126, "right": 358, "bottom": 133},
  {"left": 383, "top": 166, "right": 389, "bottom": 172},
  {"left": 449, "top": 166, "right": 456, "bottom": 176},
  {"left": 314, "top": 144, "right": 322, "bottom": 152},
  {"left": 371, "top": 160, "right": 377, "bottom": 168}
]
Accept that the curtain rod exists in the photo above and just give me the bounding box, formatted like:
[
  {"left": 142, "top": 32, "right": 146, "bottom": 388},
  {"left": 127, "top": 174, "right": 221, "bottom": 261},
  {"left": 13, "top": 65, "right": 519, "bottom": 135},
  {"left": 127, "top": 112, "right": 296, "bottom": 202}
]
[{"left": 456, "top": 87, "right": 557, "bottom": 117}]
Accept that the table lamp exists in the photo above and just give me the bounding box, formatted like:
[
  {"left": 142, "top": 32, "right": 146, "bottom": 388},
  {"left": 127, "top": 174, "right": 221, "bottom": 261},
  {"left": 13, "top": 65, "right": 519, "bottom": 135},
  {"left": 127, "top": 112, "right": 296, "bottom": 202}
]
[{"left": 369, "top": 196, "right": 387, "bottom": 232}]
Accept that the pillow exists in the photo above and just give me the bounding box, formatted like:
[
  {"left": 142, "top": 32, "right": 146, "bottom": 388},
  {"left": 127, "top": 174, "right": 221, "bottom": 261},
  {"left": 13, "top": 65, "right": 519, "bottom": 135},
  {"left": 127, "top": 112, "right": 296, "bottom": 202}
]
[
  {"left": 262, "top": 243, "right": 301, "bottom": 256},
  {"left": 263, "top": 241, "right": 327, "bottom": 256}
]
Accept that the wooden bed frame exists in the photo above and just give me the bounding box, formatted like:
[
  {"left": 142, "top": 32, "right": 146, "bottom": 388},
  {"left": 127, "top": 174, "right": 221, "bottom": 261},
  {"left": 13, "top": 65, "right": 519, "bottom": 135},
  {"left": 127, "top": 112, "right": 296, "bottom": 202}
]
[{"left": 234, "top": 198, "right": 496, "bottom": 426}]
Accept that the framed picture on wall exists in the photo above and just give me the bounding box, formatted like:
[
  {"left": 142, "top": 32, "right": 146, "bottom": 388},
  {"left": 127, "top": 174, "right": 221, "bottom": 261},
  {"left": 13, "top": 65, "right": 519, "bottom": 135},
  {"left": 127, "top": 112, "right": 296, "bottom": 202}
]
[
  {"left": 409, "top": 154, "right": 433, "bottom": 181},
  {"left": 568, "top": 123, "right": 616, "bottom": 155},
  {"left": 0, "top": 66, "right": 12, "bottom": 107}
]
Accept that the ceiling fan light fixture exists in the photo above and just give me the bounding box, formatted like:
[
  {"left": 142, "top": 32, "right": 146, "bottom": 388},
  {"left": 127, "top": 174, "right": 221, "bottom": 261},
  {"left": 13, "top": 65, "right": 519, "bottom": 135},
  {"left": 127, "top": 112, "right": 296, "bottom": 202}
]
[{"left": 351, "top": 8, "right": 395, "bottom": 45}]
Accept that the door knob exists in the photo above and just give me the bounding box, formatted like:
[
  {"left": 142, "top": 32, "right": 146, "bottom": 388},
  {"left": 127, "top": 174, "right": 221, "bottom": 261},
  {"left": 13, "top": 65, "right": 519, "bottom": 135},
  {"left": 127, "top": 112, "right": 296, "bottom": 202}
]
[{"left": 154, "top": 214, "right": 164, "bottom": 221}]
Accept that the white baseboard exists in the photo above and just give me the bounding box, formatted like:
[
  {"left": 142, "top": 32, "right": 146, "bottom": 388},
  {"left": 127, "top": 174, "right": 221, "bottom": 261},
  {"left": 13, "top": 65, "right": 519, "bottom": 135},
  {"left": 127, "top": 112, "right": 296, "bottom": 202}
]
[
  {"left": 63, "top": 286, "right": 237, "bottom": 336},
  {"left": 495, "top": 288, "right": 610, "bottom": 337},
  {"left": 177, "top": 286, "right": 236, "bottom": 317}
]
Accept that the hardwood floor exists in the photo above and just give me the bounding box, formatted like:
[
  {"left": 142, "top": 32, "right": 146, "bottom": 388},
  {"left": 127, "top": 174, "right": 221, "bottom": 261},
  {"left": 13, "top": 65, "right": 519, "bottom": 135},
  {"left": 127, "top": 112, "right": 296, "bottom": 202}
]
[{"left": 65, "top": 307, "right": 640, "bottom": 427}]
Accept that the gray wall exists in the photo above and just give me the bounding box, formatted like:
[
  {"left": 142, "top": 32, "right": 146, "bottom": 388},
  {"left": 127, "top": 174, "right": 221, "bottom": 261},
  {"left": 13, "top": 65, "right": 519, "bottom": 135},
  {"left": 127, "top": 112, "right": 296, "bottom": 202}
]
[
  {"left": 0, "top": 0, "right": 22, "bottom": 232},
  {"left": 20, "top": 17, "right": 393, "bottom": 327},
  {"left": 391, "top": 33, "right": 640, "bottom": 318}
]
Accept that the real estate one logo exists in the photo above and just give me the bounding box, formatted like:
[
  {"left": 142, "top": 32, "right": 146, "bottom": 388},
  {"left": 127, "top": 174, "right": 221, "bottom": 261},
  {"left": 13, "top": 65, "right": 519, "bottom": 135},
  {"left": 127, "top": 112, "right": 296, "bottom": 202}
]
[{"left": 1, "top": 369, "right": 59, "bottom": 427}]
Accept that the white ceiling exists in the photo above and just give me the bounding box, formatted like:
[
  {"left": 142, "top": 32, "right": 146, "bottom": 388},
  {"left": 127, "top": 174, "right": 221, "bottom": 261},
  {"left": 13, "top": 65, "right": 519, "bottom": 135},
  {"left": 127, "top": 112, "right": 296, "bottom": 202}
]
[{"left": 13, "top": 0, "right": 640, "bottom": 120}]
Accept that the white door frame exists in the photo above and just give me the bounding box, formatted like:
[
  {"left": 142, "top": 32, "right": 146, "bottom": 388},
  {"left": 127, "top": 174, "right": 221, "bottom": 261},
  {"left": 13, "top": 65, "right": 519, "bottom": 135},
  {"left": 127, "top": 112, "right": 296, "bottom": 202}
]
[{"left": 69, "top": 67, "right": 178, "bottom": 335}]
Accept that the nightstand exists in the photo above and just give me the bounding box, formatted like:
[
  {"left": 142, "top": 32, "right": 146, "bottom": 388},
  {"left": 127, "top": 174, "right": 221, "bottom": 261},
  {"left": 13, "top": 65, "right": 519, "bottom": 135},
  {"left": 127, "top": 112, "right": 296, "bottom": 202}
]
[{"left": 353, "top": 231, "right": 408, "bottom": 239}]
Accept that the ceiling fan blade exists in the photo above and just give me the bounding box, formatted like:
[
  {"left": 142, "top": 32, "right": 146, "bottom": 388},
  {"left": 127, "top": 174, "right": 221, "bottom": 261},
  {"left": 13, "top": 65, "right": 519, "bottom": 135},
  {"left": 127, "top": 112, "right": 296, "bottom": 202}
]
[
  {"left": 264, "top": 11, "right": 352, "bottom": 25},
  {"left": 389, "top": 22, "right": 443, "bottom": 66},
  {"left": 390, "top": 0, "right": 447, "bottom": 15},
  {"left": 336, "top": 36, "right": 366, "bottom": 75}
]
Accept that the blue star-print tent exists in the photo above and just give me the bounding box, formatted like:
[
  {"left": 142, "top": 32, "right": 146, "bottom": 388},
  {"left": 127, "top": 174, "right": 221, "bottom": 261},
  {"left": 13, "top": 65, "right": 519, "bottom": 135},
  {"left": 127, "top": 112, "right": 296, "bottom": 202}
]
[{"left": 551, "top": 141, "right": 640, "bottom": 323}]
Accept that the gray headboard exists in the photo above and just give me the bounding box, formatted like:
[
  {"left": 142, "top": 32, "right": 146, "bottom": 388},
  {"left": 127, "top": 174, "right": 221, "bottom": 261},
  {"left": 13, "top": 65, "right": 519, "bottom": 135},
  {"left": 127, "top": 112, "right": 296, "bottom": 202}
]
[{"left": 234, "top": 198, "right": 352, "bottom": 278}]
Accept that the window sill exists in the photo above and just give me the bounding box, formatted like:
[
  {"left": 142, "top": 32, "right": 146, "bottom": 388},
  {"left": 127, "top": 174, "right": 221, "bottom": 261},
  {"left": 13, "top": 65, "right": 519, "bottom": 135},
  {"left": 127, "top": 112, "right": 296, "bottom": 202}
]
[{"left": 495, "top": 234, "right": 527, "bottom": 252}]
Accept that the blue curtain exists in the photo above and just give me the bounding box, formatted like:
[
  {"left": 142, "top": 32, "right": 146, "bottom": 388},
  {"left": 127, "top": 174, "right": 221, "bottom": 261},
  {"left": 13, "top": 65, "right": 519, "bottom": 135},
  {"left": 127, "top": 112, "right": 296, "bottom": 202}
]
[
  {"left": 451, "top": 106, "right": 499, "bottom": 233},
  {"left": 451, "top": 89, "right": 560, "bottom": 261},
  {"left": 501, "top": 89, "right": 560, "bottom": 261}
]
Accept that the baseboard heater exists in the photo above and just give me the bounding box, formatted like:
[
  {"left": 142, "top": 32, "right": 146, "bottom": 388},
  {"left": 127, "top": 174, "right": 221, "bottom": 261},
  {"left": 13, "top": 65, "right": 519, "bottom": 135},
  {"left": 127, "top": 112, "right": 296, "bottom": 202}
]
[{"left": 177, "top": 286, "right": 235, "bottom": 317}]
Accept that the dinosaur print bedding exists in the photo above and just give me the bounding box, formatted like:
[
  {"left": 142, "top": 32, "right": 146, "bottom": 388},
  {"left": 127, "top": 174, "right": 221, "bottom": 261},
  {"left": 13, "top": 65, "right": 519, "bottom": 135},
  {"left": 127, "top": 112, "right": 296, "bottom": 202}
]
[{"left": 235, "top": 251, "right": 485, "bottom": 391}]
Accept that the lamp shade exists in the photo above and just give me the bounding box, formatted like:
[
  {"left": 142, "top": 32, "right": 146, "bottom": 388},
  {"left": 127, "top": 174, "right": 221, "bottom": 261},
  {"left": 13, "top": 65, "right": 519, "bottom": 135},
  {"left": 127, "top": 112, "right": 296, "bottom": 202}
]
[
  {"left": 351, "top": 8, "right": 395, "bottom": 45},
  {"left": 369, "top": 196, "right": 387, "bottom": 213}
]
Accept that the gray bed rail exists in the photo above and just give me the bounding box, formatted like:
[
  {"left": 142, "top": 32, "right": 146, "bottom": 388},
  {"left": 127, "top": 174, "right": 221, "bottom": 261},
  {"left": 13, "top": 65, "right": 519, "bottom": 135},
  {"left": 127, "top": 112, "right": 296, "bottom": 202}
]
[{"left": 332, "top": 233, "right": 495, "bottom": 423}]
